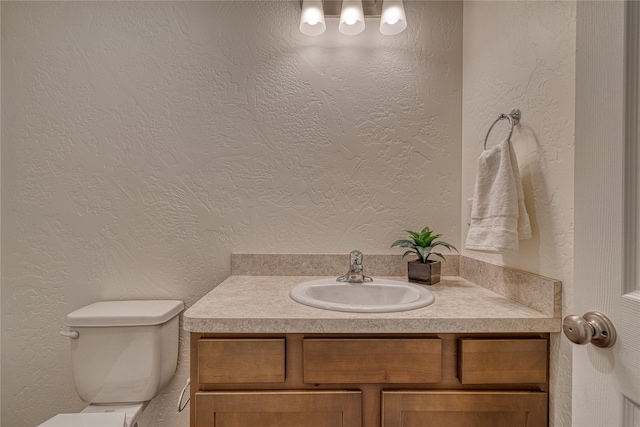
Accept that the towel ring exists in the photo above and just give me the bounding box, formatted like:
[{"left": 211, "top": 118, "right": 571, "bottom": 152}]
[{"left": 483, "top": 109, "right": 522, "bottom": 150}]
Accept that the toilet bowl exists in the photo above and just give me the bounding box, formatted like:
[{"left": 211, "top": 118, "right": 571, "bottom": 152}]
[
  {"left": 37, "top": 413, "right": 126, "bottom": 427},
  {"left": 38, "top": 300, "right": 184, "bottom": 427}
]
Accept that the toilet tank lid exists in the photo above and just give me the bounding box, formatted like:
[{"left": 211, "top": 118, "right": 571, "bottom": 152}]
[{"left": 66, "top": 300, "right": 184, "bottom": 327}]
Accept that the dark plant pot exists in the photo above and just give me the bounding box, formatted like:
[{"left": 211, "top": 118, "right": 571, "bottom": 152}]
[{"left": 407, "top": 260, "right": 441, "bottom": 285}]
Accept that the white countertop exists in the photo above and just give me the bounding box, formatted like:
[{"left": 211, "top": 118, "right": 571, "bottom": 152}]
[{"left": 183, "top": 275, "right": 560, "bottom": 334}]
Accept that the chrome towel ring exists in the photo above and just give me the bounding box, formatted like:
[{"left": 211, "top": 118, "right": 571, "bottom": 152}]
[{"left": 483, "top": 109, "right": 522, "bottom": 150}]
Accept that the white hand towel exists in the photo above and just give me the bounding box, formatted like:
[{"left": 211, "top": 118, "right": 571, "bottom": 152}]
[{"left": 465, "top": 139, "right": 531, "bottom": 253}]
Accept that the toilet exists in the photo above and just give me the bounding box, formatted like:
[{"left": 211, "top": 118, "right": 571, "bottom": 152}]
[{"left": 38, "top": 300, "right": 184, "bottom": 427}]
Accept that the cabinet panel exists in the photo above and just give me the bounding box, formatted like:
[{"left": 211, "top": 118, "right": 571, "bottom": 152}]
[
  {"left": 458, "top": 339, "right": 547, "bottom": 384},
  {"left": 382, "top": 391, "right": 547, "bottom": 427},
  {"left": 303, "top": 338, "right": 442, "bottom": 383},
  {"left": 195, "top": 390, "right": 361, "bottom": 427},
  {"left": 198, "top": 339, "right": 285, "bottom": 384}
]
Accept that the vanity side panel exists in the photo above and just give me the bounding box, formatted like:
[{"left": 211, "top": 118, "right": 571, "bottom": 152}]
[{"left": 190, "top": 333, "right": 203, "bottom": 427}]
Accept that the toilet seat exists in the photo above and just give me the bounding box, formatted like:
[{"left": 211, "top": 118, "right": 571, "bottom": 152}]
[
  {"left": 37, "top": 413, "right": 125, "bottom": 427},
  {"left": 38, "top": 402, "right": 145, "bottom": 427},
  {"left": 81, "top": 402, "right": 146, "bottom": 427}
]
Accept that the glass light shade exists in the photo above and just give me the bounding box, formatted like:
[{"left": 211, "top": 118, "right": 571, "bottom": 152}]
[
  {"left": 339, "top": 0, "right": 365, "bottom": 35},
  {"left": 380, "top": 0, "right": 407, "bottom": 35},
  {"left": 300, "top": 0, "right": 326, "bottom": 36}
]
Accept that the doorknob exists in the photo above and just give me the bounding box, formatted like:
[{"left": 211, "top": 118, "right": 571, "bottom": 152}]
[{"left": 563, "top": 311, "right": 616, "bottom": 348}]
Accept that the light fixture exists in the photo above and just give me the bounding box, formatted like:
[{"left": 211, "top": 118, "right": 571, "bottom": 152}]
[
  {"left": 300, "top": 0, "right": 326, "bottom": 36},
  {"left": 339, "top": 0, "right": 365, "bottom": 36},
  {"left": 380, "top": 0, "right": 407, "bottom": 35},
  {"left": 299, "top": 0, "right": 406, "bottom": 36}
]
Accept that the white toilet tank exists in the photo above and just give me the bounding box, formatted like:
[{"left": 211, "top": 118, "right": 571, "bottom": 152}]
[{"left": 65, "top": 300, "right": 184, "bottom": 404}]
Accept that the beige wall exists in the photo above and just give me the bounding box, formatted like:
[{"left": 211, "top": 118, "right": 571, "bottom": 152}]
[
  {"left": 0, "top": 2, "right": 2, "bottom": 418},
  {"left": 1, "top": 2, "right": 462, "bottom": 426},
  {"left": 461, "top": 2, "right": 575, "bottom": 426},
  {"left": 2, "top": 1, "right": 579, "bottom": 426}
]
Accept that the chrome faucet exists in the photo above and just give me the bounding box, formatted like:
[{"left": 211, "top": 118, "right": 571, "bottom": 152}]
[{"left": 336, "top": 250, "right": 373, "bottom": 283}]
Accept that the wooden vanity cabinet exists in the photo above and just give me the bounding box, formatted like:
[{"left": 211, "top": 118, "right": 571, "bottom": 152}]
[{"left": 190, "top": 333, "right": 549, "bottom": 427}]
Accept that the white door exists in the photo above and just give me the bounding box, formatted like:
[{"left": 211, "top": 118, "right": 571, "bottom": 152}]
[{"left": 573, "top": 1, "right": 640, "bottom": 426}]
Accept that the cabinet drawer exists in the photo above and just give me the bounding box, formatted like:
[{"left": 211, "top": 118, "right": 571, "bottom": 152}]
[
  {"left": 303, "top": 338, "right": 442, "bottom": 384},
  {"left": 458, "top": 339, "right": 547, "bottom": 384},
  {"left": 382, "top": 391, "right": 547, "bottom": 427},
  {"left": 198, "top": 338, "right": 285, "bottom": 384}
]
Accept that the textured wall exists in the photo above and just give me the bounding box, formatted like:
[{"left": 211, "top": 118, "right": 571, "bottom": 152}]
[
  {"left": 461, "top": 2, "right": 575, "bottom": 426},
  {"left": 1, "top": 2, "right": 462, "bottom": 426}
]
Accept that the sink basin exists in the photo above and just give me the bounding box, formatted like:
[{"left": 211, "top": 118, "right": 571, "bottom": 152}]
[{"left": 289, "top": 278, "right": 435, "bottom": 313}]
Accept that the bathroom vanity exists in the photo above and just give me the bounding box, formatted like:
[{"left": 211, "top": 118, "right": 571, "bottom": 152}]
[{"left": 184, "top": 255, "right": 561, "bottom": 427}]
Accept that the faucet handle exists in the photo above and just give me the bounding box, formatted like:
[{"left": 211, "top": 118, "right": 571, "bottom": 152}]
[
  {"left": 337, "top": 250, "right": 373, "bottom": 283},
  {"left": 349, "top": 250, "right": 364, "bottom": 266}
]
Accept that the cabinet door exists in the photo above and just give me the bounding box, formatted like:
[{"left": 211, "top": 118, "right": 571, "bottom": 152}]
[
  {"left": 195, "top": 390, "right": 361, "bottom": 427},
  {"left": 382, "top": 391, "right": 547, "bottom": 427}
]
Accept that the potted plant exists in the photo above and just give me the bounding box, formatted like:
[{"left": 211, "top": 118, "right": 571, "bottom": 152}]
[{"left": 391, "top": 226, "right": 458, "bottom": 285}]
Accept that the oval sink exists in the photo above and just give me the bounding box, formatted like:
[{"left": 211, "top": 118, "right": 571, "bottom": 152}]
[{"left": 289, "top": 278, "right": 435, "bottom": 313}]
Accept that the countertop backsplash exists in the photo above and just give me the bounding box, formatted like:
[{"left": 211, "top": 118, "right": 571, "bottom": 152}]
[{"left": 231, "top": 253, "right": 460, "bottom": 277}]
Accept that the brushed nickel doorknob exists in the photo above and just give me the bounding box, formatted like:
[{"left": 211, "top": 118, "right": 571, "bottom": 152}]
[{"left": 563, "top": 311, "right": 616, "bottom": 348}]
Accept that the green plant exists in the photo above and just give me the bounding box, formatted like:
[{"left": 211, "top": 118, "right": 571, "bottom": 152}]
[{"left": 391, "top": 226, "right": 458, "bottom": 263}]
